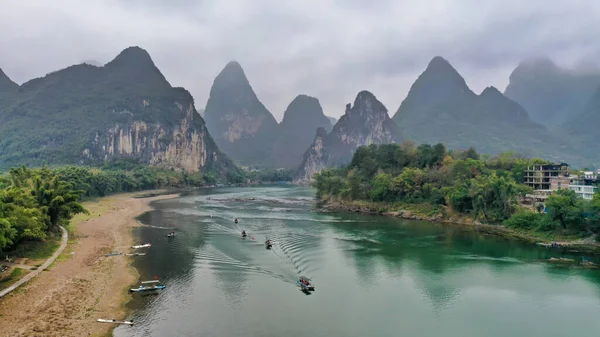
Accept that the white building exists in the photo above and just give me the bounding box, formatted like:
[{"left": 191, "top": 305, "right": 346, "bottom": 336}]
[{"left": 569, "top": 173, "right": 598, "bottom": 200}]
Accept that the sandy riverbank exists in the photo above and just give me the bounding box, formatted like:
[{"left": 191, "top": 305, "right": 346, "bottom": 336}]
[{"left": 0, "top": 192, "right": 179, "bottom": 337}]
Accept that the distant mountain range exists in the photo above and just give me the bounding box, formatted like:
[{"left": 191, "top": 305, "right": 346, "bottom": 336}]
[
  {"left": 203, "top": 61, "right": 332, "bottom": 168},
  {"left": 1, "top": 48, "right": 600, "bottom": 179},
  {"left": 392, "top": 56, "right": 576, "bottom": 165},
  {"left": 504, "top": 57, "right": 600, "bottom": 129}
]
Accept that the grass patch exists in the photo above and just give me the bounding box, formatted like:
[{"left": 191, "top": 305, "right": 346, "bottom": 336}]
[
  {"left": 4, "top": 238, "right": 60, "bottom": 261},
  {"left": 0, "top": 268, "right": 25, "bottom": 291},
  {"left": 506, "top": 227, "right": 584, "bottom": 243}
]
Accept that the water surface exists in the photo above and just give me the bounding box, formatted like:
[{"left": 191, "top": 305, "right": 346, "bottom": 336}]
[{"left": 115, "top": 186, "right": 600, "bottom": 337}]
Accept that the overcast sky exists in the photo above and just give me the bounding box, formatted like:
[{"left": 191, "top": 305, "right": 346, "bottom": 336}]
[{"left": 1, "top": 0, "right": 600, "bottom": 121}]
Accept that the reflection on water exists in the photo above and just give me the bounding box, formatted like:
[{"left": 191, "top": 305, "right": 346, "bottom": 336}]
[{"left": 115, "top": 186, "right": 600, "bottom": 337}]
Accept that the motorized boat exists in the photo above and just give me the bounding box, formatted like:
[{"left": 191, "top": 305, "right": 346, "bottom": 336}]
[
  {"left": 265, "top": 239, "right": 273, "bottom": 249},
  {"left": 242, "top": 230, "right": 247, "bottom": 238},
  {"left": 297, "top": 276, "right": 315, "bottom": 291},
  {"left": 129, "top": 280, "right": 166, "bottom": 293},
  {"left": 97, "top": 318, "right": 134, "bottom": 325},
  {"left": 234, "top": 218, "right": 238, "bottom": 224},
  {"left": 167, "top": 232, "right": 175, "bottom": 238}
]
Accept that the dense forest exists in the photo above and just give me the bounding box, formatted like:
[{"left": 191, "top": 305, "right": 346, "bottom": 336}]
[
  {"left": 0, "top": 162, "right": 294, "bottom": 254},
  {"left": 314, "top": 142, "right": 600, "bottom": 238},
  {"left": 0, "top": 166, "right": 86, "bottom": 252}
]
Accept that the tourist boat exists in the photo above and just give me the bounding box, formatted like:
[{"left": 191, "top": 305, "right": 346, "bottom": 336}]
[
  {"left": 130, "top": 280, "right": 166, "bottom": 293},
  {"left": 265, "top": 239, "right": 273, "bottom": 249},
  {"left": 131, "top": 243, "right": 151, "bottom": 249},
  {"left": 297, "top": 276, "right": 315, "bottom": 291},
  {"left": 97, "top": 318, "right": 134, "bottom": 325}
]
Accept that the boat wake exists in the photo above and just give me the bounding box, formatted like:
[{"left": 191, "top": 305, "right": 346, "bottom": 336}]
[{"left": 136, "top": 221, "right": 175, "bottom": 230}]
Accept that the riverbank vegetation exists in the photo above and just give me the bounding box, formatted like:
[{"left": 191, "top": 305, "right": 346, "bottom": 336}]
[
  {"left": 0, "top": 161, "right": 295, "bottom": 256},
  {"left": 314, "top": 142, "right": 600, "bottom": 241},
  {"left": 0, "top": 162, "right": 208, "bottom": 255},
  {"left": 0, "top": 165, "right": 86, "bottom": 255}
]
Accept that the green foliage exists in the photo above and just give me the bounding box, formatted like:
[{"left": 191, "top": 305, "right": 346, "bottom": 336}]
[
  {"left": 0, "top": 218, "right": 17, "bottom": 251},
  {"left": 0, "top": 166, "right": 86, "bottom": 253},
  {"left": 504, "top": 210, "right": 545, "bottom": 230},
  {"left": 0, "top": 161, "right": 251, "bottom": 254},
  {"left": 505, "top": 187, "right": 600, "bottom": 236},
  {"left": 315, "top": 144, "right": 552, "bottom": 224},
  {"left": 545, "top": 189, "right": 586, "bottom": 231}
]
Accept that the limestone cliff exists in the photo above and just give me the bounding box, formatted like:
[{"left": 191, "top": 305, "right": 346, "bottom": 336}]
[
  {"left": 81, "top": 101, "right": 224, "bottom": 173},
  {"left": 296, "top": 91, "right": 399, "bottom": 181},
  {"left": 203, "top": 61, "right": 278, "bottom": 166},
  {"left": 0, "top": 46, "right": 236, "bottom": 174},
  {"left": 295, "top": 127, "right": 328, "bottom": 182}
]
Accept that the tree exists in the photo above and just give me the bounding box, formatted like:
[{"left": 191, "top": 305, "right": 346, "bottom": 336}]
[
  {"left": 32, "top": 168, "right": 87, "bottom": 231},
  {"left": 0, "top": 218, "right": 18, "bottom": 252},
  {"left": 391, "top": 167, "right": 425, "bottom": 201},
  {"left": 545, "top": 189, "right": 585, "bottom": 231},
  {"left": 370, "top": 172, "right": 393, "bottom": 202},
  {"left": 504, "top": 210, "right": 544, "bottom": 230}
]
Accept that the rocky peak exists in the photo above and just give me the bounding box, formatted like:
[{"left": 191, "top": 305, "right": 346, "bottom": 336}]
[
  {"left": 345, "top": 90, "right": 389, "bottom": 120},
  {"left": 476, "top": 86, "right": 533, "bottom": 125},
  {"left": 203, "top": 61, "right": 278, "bottom": 166},
  {"left": 479, "top": 86, "right": 503, "bottom": 98},
  {"left": 0, "top": 68, "right": 18, "bottom": 92},
  {"left": 271, "top": 95, "right": 332, "bottom": 168},
  {"left": 280, "top": 94, "right": 330, "bottom": 129},
  {"left": 104, "top": 46, "right": 169, "bottom": 87},
  {"left": 420, "top": 56, "right": 472, "bottom": 95},
  {"left": 394, "top": 56, "right": 474, "bottom": 119},
  {"left": 217, "top": 61, "right": 246, "bottom": 82},
  {"left": 296, "top": 90, "right": 399, "bottom": 180},
  {"left": 295, "top": 127, "right": 330, "bottom": 183},
  {"left": 106, "top": 46, "right": 156, "bottom": 69}
]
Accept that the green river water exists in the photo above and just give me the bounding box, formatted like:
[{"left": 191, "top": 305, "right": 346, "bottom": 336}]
[{"left": 114, "top": 186, "right": 600, "bottom": 337}]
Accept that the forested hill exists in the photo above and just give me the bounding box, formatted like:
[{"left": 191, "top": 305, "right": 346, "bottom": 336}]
[{"left": 0, "top": 46, "right": 237, "bottom": 177}]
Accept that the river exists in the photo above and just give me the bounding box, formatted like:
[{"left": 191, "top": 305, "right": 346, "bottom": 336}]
[{"left": 114, "top": 186, "right": 600, "bottom": 337}]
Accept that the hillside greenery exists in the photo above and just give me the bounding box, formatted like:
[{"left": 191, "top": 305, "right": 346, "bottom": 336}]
[
  {"left": 0, "top": 47, "right": 235, "bottom": 176},
  {"left": 0, "top": 159, "right": 294, "bottom": 255},
  {"left": 314, "top": 142, "right": 600, "bottom": 238}
]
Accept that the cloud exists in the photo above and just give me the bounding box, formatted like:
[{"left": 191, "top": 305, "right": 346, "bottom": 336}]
[{"left": 1, "top": 0, "right": 599, "bottom": 121}]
